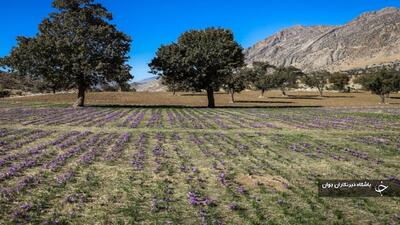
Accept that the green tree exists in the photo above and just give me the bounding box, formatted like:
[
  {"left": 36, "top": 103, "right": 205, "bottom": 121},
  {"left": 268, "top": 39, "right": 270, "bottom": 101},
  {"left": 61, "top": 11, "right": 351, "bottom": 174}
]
[
  {"left": 4, "top": 0, "right": 132, "bottom": 106},
  {"left": 272, "top": 66, "right": 303, "bottom": 96},
  {"left": 252, "top": 61, "right": 276, "bottom": 98},
  {"left": 329, "top": 72, "right": 350, "bottom": 92},
  {"left": 223, "top": 67, "right": 251, "bottom": 103},
  {"left": 160, "top": 77, "right": 192, "bottom": 95},
  {"left": 2, "top": 37, "right": 71, "bottom": 94},
  {"left": 113, "top": 65, "right": 133, "bottom": 92},
  {"left": 149, "top": 44, "right": 187, "bottom": 96},
  {"left": 356, "top": 68, "right": 400, "bottom": 103},
  {"left": 149, "top": 28, "right": 244, "bottom": 108},
  {"left": 302, "top": 70, "right": 330, "bottom": 97}
]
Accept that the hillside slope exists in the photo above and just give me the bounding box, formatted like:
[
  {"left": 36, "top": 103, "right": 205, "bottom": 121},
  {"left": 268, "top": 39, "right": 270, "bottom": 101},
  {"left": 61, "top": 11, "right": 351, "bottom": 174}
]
[
  {"left": 245, "top": 7, "right": 400, "bottom": 72},
  {"left": 131, "top": 76, "right": 167, "bottom": 92}
]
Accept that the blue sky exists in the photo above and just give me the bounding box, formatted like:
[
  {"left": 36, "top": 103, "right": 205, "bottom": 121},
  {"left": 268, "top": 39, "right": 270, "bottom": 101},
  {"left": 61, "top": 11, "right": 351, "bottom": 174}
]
[{"left": 1, "top": 0, "right": 400, "bottom": 81}]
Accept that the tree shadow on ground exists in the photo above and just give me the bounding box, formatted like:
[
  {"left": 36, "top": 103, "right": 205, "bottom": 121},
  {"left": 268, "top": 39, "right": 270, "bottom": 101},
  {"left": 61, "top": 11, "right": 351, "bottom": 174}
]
[
  {"left": 322, "top": 95, "right": 355, "bottom": 98},
  {"left": 180, "top": 93, "right": 226, "bottom": 96},
  {"left": 86, "top": 104, "right": 322, "bottom": 109},
  {"left": 268, "top": 96, "right": 322, "bottom": 100},
  {"left": 268, "top": 95, "right": 355, "bottom": 99},
  {"left": 234, "top": 100, "right": 294, "bottom": 104}
]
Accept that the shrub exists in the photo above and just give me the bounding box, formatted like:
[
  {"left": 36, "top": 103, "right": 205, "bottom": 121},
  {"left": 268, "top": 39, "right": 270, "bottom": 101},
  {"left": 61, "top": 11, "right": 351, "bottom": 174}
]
[
  {"left": 0, "top": 90, "right": 11, "bottom": 98},
  {"left": 329, "top": 72, "right": 350, "bottom": 92}
]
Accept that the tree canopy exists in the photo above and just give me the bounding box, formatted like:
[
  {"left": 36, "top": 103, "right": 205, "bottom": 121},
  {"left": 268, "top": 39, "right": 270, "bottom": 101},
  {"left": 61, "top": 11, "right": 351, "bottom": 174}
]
[
  {"left": 223, "top": 67, "right": 251, "bottom": 103},
  {"left": 356, "top": 68, "right": 400, "bottom": 103},
  {"left": 149, "top": 28, "right": 244, "bottom": 107},
  {"left": 149, "top": 43, "right": 188, "bottom": 95},
  {"left": 271, "top": 66, "right": 303, "bottom": 96},
  {"left": 303, "top": 70, "right": 330, "bottom": 96},
  {"left": 329, "top": 72, "right": 350, "bottom": 92},
  {"left": 3, "top": 0, "right": 132, "bottom": 106},
  {"left": 251, "top": 61, "right": 276, "bottom": 97}
]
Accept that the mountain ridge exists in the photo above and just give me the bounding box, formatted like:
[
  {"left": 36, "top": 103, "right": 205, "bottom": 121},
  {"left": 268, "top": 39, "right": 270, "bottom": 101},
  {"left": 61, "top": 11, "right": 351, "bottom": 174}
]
[
  {"left": 131, "top": 76, "right": 167, "bottom": 92},
  {"left": 245, "top": 7, "right": 400, "bottom": 72}
]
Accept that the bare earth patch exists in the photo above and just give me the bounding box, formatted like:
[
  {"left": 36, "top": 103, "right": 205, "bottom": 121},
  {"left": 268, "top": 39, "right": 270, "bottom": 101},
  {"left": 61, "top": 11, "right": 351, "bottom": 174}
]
[{"left": 2, "top": 90, "right": 400, "bottom": 107}]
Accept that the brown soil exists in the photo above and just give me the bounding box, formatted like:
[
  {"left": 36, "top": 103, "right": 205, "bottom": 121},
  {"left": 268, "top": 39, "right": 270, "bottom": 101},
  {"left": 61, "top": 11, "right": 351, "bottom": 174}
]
[{"left": 2, "top": 90, "right": 400, "bottom": 107}]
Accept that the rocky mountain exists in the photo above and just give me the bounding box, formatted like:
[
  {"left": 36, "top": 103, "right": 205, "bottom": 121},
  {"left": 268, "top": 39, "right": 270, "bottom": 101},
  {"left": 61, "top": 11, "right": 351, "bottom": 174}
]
[
  {"left": 131, "top": 76, "right": 167, "bottom": 92},
  {"left": 245, "top": 7, "right": 400, "bottom": 72}
]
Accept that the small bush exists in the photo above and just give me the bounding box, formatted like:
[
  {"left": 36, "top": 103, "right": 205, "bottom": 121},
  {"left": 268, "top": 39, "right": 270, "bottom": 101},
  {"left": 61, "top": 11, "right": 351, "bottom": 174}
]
[
  {"left": 14, "top": 90, "right": 23, "bottom": 96},
  {"left": 0, "top": 90, "right": 11, "bottom": 98}
]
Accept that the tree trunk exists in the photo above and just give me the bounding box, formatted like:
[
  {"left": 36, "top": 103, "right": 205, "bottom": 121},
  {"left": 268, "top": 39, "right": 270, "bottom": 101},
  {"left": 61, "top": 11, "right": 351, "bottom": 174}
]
[
  {"left": 230, "top": 88, "right": 235, "bottom": 103},
  {"left": 281, "top": 87, "right": 286, "bottom": 96},
  {"left": 380, "top": 94, "right": 385, "bottom": 104},
  {"left": 173, "top": 89, "right": 176, "bottom": 96},
  {"left": 206, "top": 86, "right": 215, "bottom": 108},
  {"left": 77, "top": 85, "right": 86, "bottom": 107},
  {"left": 318, "top": 88, "right": 323, "bottom": 97},
  {"left": 259, "top": 89, "right": 265, "bottom": 98}
]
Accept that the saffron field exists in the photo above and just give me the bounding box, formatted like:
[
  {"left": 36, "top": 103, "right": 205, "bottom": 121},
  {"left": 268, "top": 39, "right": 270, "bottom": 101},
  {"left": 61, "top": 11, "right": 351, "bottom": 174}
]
[{"left": 0, "top": 105, "right": 399, "bottom": 224}]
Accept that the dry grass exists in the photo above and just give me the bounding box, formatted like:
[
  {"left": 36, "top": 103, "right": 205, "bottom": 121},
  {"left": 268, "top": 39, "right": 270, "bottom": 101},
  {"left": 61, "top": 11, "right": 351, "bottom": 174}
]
[
  {"left": 236, "top": 174, "right": 290, "bottom": 192},
  {"left": 2, "top": 90, "right": 400, "bottom": 107}
]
